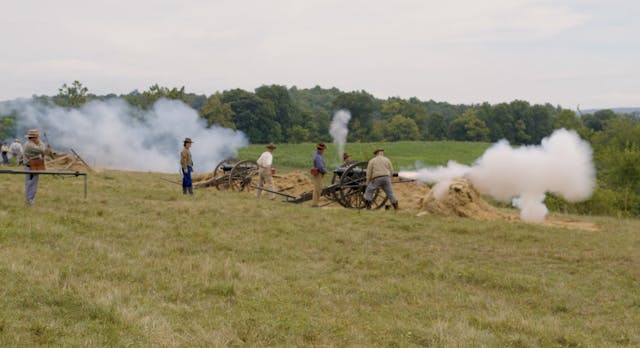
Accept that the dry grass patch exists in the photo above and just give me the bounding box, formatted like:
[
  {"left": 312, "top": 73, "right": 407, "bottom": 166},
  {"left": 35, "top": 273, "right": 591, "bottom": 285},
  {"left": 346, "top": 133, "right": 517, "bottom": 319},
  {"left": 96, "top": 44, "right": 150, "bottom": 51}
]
[{"left": 0, "top": 170, "right": 639, "bottom": 346}]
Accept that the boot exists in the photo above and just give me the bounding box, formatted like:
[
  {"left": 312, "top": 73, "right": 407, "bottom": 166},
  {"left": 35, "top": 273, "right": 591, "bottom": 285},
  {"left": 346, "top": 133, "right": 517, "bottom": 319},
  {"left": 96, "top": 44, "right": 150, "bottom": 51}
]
[
  {"left": 365, "top": 200, "right": 372, "bottom": 210},
  {"left": 392, "top": 201, "right": 399, "bottom": 210}
]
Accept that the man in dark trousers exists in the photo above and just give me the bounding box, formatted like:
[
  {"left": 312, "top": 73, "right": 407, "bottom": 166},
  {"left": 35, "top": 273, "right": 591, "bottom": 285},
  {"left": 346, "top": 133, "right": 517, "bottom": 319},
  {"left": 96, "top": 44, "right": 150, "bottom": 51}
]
[
  {"left": 364, "top": 148, "right": 399, "bottom": 210},
  {"left": 22, "top": 129, "right": 47, "bottom": 206},
  {"left": 180, "top": 137, "right": 194, "bottom": 195}
]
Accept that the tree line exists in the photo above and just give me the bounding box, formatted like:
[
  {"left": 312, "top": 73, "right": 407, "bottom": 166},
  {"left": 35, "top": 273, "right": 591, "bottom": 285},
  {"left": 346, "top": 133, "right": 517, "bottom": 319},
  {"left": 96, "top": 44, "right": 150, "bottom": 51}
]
[{"left": 1, "top": 81, "right": 639, "bottom": 216}]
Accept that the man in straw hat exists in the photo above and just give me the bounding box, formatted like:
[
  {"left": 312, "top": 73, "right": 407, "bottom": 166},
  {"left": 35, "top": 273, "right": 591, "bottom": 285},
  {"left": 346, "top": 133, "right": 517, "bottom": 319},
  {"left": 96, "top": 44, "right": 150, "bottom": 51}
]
[
  {"left": 22, "top": 129, "right": 47, "bottom": 206},
  {"left": 256, "top": 143, "right": 277, "bottom": 200},
  {"left": 364, "top": 148, "right": 399, "bottom": 210},
  {"left": 180, "top": 137, "right": 194, "bottom": 195},
  {"left": 311, "top": 143, "right": 327, "bottom": 207}
]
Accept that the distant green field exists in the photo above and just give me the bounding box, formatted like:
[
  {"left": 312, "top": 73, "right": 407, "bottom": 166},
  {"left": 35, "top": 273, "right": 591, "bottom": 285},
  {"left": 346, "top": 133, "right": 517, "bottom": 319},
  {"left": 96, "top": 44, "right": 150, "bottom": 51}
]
[{"left": 238, "top": 141, "right": 492, "bottom": 171}]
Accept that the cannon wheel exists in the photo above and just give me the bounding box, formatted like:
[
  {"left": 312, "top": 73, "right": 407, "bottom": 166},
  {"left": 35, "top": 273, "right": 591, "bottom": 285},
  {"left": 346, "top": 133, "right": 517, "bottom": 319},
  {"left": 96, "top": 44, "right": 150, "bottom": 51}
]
[
  {"left": 212, "top": 159, "right": 234, "bottom": 190},
  {"left": 337, "top": 161, "right": 388, "bottom": 209},
  {"left": 229, "top": 160, "right": 259, "bottom": 192}
]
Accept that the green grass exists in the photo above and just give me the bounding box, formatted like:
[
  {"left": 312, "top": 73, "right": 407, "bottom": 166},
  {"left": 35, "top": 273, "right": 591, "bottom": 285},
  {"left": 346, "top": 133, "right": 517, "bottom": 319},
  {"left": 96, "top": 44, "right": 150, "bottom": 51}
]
[
  {"left": 0, "top": 149, "right": 639, "bottom": 346},
  {"left": 238, "top": 141, "right": 492, "bottom": 171}
]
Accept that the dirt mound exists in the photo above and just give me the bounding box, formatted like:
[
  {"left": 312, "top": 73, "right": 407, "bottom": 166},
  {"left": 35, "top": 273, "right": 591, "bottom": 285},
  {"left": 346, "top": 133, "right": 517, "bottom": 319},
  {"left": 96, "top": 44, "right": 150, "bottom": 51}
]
[
  {"left": 390, "top": 180, "right": 431, "bottom": 211},
  {"left": 273, "top": 170, "right": 314, "bottom": 197},
  {"left": 417, "top": 178, "right": 510, "bottom": 221}
]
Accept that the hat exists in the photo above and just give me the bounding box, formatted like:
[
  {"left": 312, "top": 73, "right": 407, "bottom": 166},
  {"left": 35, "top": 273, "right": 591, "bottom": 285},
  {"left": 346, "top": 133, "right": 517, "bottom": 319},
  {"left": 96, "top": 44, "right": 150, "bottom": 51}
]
[
  {"left": 184, "top": 137, "right": 193, "bottom": 143},
  {"left": 373, "top": 148, "right": 384, "bottom": 155},
  {"left": 26, "top": 129, "right": 40, "bottom": 138},
  {"left": 266, "top": 143, "right": 276, "bottom": 149},
  {"left": 343, "top": 153, "right": 350, "bottom": 160},
  {"left": 317, "top": 143, "right": 326, "bottom": 150}
]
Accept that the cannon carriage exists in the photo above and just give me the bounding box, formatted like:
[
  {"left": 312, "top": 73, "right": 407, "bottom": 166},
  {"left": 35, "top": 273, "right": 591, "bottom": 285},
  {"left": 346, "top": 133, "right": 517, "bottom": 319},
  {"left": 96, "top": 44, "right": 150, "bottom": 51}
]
[
  {"left": 194, "top": 159, "right": 259, "bottom": 191},
  {"left": 266, "top": 161, "right": 404, "bottom": 209}
]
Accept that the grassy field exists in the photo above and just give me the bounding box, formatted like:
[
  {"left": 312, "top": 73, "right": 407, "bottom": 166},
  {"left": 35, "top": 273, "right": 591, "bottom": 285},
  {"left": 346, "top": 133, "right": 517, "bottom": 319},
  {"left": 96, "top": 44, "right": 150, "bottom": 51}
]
[
  {"left": 237, "top": 141, "right": 493, "bottom": 171},
  {"left": 0, "top": 142, "right": 639, "bottom": 347}
]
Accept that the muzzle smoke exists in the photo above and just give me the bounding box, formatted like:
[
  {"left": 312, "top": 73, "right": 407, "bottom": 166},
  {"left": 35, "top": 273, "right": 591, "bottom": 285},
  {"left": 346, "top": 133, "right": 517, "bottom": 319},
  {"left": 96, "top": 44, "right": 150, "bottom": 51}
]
[
  {"left": 1, "top": 98, "right": 248, "bottom": 173},
  {"left": 399, "top": 129, "right": 596, "bottom": 222},
  {"left": 329, "top": 109, "right": 351, "bottom": 160}
]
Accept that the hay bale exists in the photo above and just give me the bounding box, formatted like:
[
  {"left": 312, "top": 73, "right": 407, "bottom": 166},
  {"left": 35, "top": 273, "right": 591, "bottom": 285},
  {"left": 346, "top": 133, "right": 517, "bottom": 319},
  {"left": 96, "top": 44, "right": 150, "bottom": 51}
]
[{"left": 417, "top": 178, "right": 508, "bottom": 220}]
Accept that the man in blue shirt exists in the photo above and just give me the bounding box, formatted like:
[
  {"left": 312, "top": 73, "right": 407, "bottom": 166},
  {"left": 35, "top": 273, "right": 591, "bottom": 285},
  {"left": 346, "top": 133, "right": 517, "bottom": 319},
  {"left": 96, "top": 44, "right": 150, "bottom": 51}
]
[{"left": 311, "top": 143, "right": 327, "bottom": 207}]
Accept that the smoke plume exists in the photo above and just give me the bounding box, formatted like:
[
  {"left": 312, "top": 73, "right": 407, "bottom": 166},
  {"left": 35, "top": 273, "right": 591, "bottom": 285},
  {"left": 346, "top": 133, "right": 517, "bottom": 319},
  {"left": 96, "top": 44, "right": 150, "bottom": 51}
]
[
  {"left": 329, "top": 109, "right": 351, "bottom": 160},
  {"left": 399, "top": 129, "right": 596, "bottom": 222},
  {"left": 1, "top": 98, "right": 248, "bottom": 173}
]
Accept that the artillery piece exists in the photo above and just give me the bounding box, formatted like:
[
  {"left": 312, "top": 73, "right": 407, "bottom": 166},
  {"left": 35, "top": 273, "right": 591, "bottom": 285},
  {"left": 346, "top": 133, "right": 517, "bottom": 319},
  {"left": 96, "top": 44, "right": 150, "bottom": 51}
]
[
  {"left": 194, "top": 159, "right": 259, "bottom": 191},
  {"left": 260, "top": 161, "right": 409, "bottom": 209}
]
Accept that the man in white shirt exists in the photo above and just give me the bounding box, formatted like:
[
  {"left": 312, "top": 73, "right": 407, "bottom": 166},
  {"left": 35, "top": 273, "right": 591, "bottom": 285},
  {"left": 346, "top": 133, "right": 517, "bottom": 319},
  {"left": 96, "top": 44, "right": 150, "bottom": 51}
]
[
  {"left": 9, "top": 138, "right": 23, "bottom": 165},
  {"left": 256, "top": 143, "right": 276, "bottom": 200}
]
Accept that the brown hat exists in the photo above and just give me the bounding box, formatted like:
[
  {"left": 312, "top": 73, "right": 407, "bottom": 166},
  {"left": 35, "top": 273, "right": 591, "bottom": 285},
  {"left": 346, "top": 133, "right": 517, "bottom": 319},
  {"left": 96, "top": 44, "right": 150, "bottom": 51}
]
[
  {"left": 266, "top": 143, "right": 276, "bottom": 149},
  {"left": 26, "top": 129, "right": 40, "bottom": 138},
  {"left": 317, "top": 143, "right": 326, "bottom": 150},
  {"left": 184, "top": 137, "right": 193, "bottom": 143},
  {"left": 373, "top": 148, "right": 384, "bottom": 155}
]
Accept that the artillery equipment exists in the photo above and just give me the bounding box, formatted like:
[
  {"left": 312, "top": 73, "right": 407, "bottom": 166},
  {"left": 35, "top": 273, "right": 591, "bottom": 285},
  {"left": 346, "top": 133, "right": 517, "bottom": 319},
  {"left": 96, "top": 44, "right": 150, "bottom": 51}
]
[
  {"left": 194, "top": 159, "right": 259, "bottom": 191},
  {"left": 256, "top": 161, "right": 410, "bottom": 209}
]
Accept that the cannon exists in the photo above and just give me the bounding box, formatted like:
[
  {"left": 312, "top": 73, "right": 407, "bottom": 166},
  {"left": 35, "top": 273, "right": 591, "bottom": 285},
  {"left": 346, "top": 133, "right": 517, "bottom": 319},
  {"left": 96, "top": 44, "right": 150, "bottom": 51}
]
[
  {"left": 194, "top": 159, "right": 259, "bottom": 191},
  {"left": 257, "top": 161, "right": 409, "bottom": 209}
]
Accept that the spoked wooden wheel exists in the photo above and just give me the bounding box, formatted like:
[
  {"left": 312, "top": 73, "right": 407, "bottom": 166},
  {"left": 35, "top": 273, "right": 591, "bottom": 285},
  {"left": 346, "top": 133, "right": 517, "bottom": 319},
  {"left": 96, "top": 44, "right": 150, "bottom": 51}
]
[
  {"left": 337, "top": 161, "right": 367, "bottom": 208},
  {"left": 212, "top": 159, "right": 234, "bottom": 190},
  {"left": 337, "top": 161, "right": 388, "bottom": 209},
  {"left": 229, "top": 160, "right": 259, "bottom": 192}
]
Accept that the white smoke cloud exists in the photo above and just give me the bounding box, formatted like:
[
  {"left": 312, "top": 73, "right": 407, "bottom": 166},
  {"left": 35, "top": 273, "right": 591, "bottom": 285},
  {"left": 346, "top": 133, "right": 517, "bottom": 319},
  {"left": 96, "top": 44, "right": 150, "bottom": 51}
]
[
  {"left": 1, "top": 98, "right": 248, "bottom": 173},
  {"left": 399, "top": 129, "right": 596, "bottom": 222},
  {"left": 329, "top": 109, "right": 351, "bottom": 159}
]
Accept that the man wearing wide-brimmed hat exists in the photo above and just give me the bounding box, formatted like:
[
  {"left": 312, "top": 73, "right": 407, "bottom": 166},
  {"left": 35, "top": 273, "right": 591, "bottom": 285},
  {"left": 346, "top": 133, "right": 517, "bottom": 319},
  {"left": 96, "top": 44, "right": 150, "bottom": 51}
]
[
  {"left": 180, "top": 137, "right": 194, "bottom": 195},
  {"left": 256, "top": 143, "right": 277, "bottom": 200},
  {"left": 364, "top": 148, "right": 399, "bottom": 210},
  {"left": 22, "top": 129, "right": 47, "bottom": 206},
  {"left": 311, "top": 143, "right": 328, "bottom": 207}
]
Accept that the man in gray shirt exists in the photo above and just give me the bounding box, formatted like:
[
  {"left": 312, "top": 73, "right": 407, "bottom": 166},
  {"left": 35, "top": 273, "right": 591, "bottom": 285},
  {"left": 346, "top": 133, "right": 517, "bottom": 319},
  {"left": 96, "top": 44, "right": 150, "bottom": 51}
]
[
  {"left": 364, "top": 148, "right": 398, "bottom": 210},
  {"left": 22, "top": 129, "right": 47, "bottom": 206}
]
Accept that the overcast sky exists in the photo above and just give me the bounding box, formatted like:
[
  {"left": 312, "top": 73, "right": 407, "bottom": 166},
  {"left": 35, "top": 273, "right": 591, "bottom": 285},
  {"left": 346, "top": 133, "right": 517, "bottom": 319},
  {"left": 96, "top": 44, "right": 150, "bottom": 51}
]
[{"left": 2, "top": 0, "right": 638, "bottom": 109}]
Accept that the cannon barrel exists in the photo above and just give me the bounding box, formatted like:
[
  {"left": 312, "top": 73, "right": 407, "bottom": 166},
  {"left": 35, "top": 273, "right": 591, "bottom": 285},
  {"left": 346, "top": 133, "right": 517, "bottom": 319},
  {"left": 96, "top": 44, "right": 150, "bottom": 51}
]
[{"left": 332, "top": 167, "right": 399, "bottom": 177}]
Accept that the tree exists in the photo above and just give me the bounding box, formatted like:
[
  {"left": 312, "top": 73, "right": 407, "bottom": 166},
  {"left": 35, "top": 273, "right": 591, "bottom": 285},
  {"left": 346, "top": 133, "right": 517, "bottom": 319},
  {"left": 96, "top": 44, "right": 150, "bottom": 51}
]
[
  {"left": 255, "top": 85, "right": 296, "bottom": 141},
  {"left": 128, "top": 84, "right": 191, "bottom": 109},
  {"left": 0, "top": 116, "right": 16, "bottom": 140},
  {"left": 332, "top": 91, "right": 379, "bottom": 142},
  {"left": 582, "top": 109, "right": 617, "bottom": 132},
  {"left": 384, "top": 115, "right": 419, "bottom": 141},
  {"left": 526, "top": 104, "right": 554, "bottom": 144},
  {"left": 199, "top": 93, "right": 235, "bottom": 129},
  {"left": 287, "top": 125, "right": 310, "bottom": 143},
  {"left": 553, "top": 109, "right": 583, "bottom": 131},
  {"left": 221, "top": 89, "right": 281, "bottom": 143},
  {"left": 54, "top": 80, "right": 89, "bottom": 107},
  {"left": 448, "top": 110, "right": 489, "bottom": 141},
  {"left": 381, "top": 97, "right": 429, "bottom": 139},
  {"left": 509, "top": 100, "right": 532, "bottom": 144},
  {"left": 426, "top": 113, "right": 447, "bottom": 140}
]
